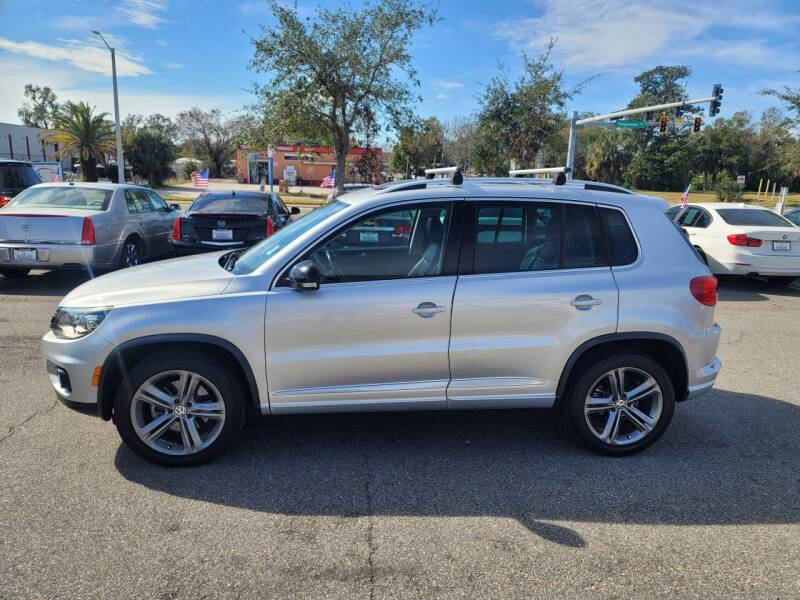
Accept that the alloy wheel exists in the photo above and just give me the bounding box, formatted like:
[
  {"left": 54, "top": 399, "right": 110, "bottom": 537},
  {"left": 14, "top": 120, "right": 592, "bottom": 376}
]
[
  {"left": 583, "top": 367, "right": 663, "bottom": 446},
  {"left": 123, "top": 240, "right": 141, "bottom": 267},
  {"left": 130, "top": 370, "right": 226, "bottom": 456}
]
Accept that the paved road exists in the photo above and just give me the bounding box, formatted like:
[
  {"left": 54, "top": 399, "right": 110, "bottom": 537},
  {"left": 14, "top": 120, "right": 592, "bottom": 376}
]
[{"left": 1, "top": 271, "right": 799, "bottom": 599}]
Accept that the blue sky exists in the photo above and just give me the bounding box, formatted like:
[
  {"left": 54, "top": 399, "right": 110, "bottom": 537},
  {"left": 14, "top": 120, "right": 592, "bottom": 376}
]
[{"left": 1, "top": 0, "right": 799, "bottom": 141}]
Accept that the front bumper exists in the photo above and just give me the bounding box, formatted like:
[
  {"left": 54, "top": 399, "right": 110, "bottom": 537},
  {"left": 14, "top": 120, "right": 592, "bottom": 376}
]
[
  {"left": 42, "top": 329, "right": 109, "bottom": 415},
  {"left": 0, "top": 241, "right": 118, "bottom": 269},
  {"left": 685, "top": 356, "right": 722, "bottom": 400}
]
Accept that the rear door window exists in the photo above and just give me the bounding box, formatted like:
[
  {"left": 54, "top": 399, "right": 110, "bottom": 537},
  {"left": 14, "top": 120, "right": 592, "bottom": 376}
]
[
  {"left": 125, "top": 190, "right": 152, "bottom": 213},
  {"left": 145, "top": 190, "right": 168, "bottom": 211},
  {"left": 563, "top": 204, "right": 606, "bottom": 269}
]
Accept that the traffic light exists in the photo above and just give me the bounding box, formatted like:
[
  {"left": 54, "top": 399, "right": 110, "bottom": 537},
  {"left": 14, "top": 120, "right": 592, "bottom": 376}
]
[
  {"left": 709, "top": 83, "right": 723, "bottom": 117},
  {"left": 659, "top": 117, "right": 669, "bottom": 135},
  {"left": 693, "top": 117, "right": 702, "bottom": 134}
]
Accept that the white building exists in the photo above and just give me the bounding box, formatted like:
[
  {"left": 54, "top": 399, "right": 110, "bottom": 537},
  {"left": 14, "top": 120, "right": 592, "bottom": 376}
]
[{"left": 0, "top": 122, "right": 73, "bottom": 171}]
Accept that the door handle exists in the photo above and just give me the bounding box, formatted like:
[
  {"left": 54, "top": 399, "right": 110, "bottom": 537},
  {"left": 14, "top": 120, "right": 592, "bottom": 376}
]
[
  {"left": 412, "top": 302, "right": 446, "bottom": 318},
  {"left": 570, "top": 295, "right": 602, "bottom": 311}
]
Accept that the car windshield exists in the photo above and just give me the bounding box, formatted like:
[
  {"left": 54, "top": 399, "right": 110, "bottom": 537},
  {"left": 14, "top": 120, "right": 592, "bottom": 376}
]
[
  {"left": 190, "top": 195, "right": 270, "bottom": 214},
  {"left": 716, "top": 208, "right": 793, "bottom": 227},
  {"left": 0, "top": 165, "right": 43, "bottom": 189},
  {"left": 6, "top": 186, "right": 112, "bottom": 210},
  {"left": 232, "top": 201, "right": 348, "bottom": 274}
]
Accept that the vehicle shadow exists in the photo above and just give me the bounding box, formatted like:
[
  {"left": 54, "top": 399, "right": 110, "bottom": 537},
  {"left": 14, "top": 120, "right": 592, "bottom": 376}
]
[
  {"left": 0, "top": 269, "right": 93, "bottom": 297},
  {"left": 717, "top": 274, "right": 800, "bottom": 302},
  {"left": 115, "top": 388, "right": 800, "bottom": 548}
]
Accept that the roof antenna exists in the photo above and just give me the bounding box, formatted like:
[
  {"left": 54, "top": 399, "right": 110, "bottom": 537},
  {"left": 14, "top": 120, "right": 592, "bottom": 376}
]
[{"left": 451, "top": 166, "right": 463, "bottom": 185}]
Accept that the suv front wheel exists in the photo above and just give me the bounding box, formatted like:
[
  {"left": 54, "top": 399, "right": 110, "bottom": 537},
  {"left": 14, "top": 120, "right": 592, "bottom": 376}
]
[
  {"left": 114, "top": 351, "right": 245, "bottom": 466},
  {"left": 564, "top": 353, "right": 675, "bottom": 455}
]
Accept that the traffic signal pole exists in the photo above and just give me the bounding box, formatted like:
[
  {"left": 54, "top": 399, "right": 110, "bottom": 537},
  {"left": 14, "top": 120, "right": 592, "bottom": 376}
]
[{"left": 565, "top": 91, "right": 722, "bottom": 179}]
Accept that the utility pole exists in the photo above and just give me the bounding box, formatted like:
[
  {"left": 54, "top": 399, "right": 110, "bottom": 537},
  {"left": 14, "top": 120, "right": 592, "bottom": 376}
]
[
  {"left": 565, "top": 111, "right": 577, "bottom": 180},
  {"left": 92, "top": 31, "right": 125, "bottom": 184}
]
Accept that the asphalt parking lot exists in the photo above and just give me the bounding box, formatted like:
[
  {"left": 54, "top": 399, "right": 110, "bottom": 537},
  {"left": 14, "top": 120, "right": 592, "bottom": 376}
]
[{"left": 1, "top": 269, "right": 799, "bottom": 599}]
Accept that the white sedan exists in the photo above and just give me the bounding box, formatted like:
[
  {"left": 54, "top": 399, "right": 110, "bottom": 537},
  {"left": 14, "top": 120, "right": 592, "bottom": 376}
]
[{"left": 666, "top": 203, "right": 800, "bottom": 285}]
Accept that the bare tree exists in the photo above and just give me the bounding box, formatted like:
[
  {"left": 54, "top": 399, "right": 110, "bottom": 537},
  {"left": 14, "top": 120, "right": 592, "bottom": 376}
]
[{"left": 176, "top": 108, "right": 247, "bottom": 178}]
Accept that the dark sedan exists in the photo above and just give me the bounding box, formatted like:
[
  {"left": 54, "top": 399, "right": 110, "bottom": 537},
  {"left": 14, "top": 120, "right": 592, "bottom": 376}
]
[{"left": 173, "top": 191, "right": 299, "bottom": 255}]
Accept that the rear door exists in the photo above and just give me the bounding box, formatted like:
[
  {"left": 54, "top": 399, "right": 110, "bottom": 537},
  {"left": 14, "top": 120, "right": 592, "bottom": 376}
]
[
  {"left": 448, "top": 199, "right": 619, "bottom": 409},
  {"left": 124, "top": 189, "right": 161, "bottom": 256},
  {"left": 144, "top": 190, "right": 176, "bottom": 252}
]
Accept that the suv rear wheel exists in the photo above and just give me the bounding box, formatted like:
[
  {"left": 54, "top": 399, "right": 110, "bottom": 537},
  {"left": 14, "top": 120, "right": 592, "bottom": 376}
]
[
  {"left": 564, "top": 353, "right": 675, "bottom": 455},
  {"left": 114, "top": 351, "right": 245, "bottom": 466}
]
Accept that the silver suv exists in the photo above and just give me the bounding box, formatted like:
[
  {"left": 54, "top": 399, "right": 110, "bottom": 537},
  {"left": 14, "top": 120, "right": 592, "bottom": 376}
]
[{"left": 43, "top": 178, "right": 722, "bottom": 466}]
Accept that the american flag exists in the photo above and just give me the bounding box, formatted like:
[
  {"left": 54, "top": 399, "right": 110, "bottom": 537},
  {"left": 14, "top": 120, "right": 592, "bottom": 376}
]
[
  {"left": 52, "top": 172, "right": 61, "bottom": 182},
  {"left": 680, "top": 184, "right": 691, "bottom": 207},
  {"left": 191, "top": 169, "right": 209, "bottom": 188},
  {"left": 320, "top": 170, "right": 335, "bottom": 188}
]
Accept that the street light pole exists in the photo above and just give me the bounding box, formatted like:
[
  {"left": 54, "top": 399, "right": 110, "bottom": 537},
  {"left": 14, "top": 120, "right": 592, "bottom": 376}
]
[{"left": 92, "top": 31, "right": 125, "bottom": 184}]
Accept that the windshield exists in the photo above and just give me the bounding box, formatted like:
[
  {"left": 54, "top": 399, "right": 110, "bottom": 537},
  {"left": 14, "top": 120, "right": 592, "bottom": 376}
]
[
  {"left": 232, "top": 201, "right": 348, "bottom": 274},
  {"left": 716, "top": 208, "right": 792, "bottom": 227},
  {"left": 6, "top": 186, "right": 112, "bottom": 210},
  {"left": 190, "top": 195, "right": 271, "bottom": 214}
]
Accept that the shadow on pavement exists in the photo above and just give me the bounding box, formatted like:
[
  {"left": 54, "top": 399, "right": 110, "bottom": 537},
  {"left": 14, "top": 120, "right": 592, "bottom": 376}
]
[
  {"left": 0, "top": 269, "right": 93, "bottom": 297},
  {"left": 716, "top": 274, "right": 800, "bottom": 302},
  {"left": 115, "top": 388, "right": 800, "bottom": 549}
]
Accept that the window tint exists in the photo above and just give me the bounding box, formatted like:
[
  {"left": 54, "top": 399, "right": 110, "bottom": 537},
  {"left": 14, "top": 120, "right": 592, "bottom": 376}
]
[
  {"left": 665, "top": 206, "right": 680, "bottom": 220},
  {"left": 190, "top": 195, "right": 269, "bottom": 214},
  {"left": 274, "top": 194, "right": 289, "bottom": 216},
  {"left": 310, "top": 204, "right": 451, "bottom": 283},
  {"left": 8, "top": 186, "right": 111, "bottom": 210},
  {"left": 145, "top": 190, "right": 168, "bottom": 211},
  {"left": 474, "top": 202, "right": 560, "bottom": 274},
  {"left": 600, "top": 207, "right": 638, "bottom": 265},
  {"left": 125, "top": 190, "right": 152, "bottom": 213},
  {"left": 716, "top": 208, "right": 792, "bottom": 227},
  {"left": 563, "top": 204, "right": 606, "bottom": 269},
  {"left": 0, "top": 165, "right": 42, "bottom": 189},
  {"left": 785, "top": 209, "right": 800, "bottom": 226}
]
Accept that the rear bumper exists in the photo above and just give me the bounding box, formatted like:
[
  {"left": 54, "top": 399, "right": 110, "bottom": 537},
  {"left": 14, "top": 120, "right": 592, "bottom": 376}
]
[
  {"left": 713, "top": 251, "right": 800, "bottom": 277},
  {"left": 684, "top": 356, "right": 721, "bottom": 401},
  {"left": 174, "top": 240, "right": 257, "bottom": 255},
  {"left": 0, "top": 241, "right": 118, "bottom": 269}
]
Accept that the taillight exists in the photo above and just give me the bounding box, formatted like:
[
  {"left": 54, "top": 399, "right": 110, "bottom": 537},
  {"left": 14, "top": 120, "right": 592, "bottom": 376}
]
[
  {"left": 727, "top": 233, "right": 762, "bottom": 247},
  {"left": 172, "top": 217, "right": 181, "bottom": 241},
  {"left": 81, "top": 217, "right": 95, "bottom": 245},
  {"left": 0, "top": 195, "right": 10, "bottom": 207},
  {"left": 690, "top": 276, "right": 717, "bottom": 307},
  {"left": 266, "top": 216, "right": 275, "bottom": 237}
]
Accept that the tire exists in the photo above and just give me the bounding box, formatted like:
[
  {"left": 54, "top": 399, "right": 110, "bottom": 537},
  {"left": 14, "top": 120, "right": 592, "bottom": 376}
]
[
  {"left": 563, "top": 352, "right": 675, "bottom": 456},
  {"left": 119, "top": 236, "right": 143, "bottom": 269},
  {"left": 766, "top": 276, "right": 796, "bottom": 286},
  {"left": 114, "top": 351, "right": 246, "bottom": 466},
  {"left": 0, "top": 268, "right": 30, "bottom": 278}
]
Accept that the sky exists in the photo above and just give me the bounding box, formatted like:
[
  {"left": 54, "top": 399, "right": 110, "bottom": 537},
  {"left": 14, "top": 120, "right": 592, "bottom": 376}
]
[{"left": 1, "top": 0, "right": 799, "bottom": 140}]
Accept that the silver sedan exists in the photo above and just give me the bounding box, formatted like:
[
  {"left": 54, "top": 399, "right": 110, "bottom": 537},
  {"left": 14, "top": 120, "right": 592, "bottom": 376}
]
[{"left": 0, "top": 182, "right": 178, "bottom": 277}]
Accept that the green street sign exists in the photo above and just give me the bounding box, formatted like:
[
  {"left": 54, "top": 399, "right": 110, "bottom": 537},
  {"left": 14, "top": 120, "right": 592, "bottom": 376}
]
[{"left": 616, "top": 120, "right": 647, "bottom": 129}]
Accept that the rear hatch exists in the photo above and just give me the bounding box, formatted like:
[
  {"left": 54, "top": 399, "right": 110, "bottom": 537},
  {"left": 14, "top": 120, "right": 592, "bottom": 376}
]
[
  {"left": 188, "top": 212, "right": 268, "bottom": 243},
  {"left": 738, "top": 227, "right": 800, "bottom": 257},
  {"left": 0, "top": 207, "right": 94, "bottom": 243}
]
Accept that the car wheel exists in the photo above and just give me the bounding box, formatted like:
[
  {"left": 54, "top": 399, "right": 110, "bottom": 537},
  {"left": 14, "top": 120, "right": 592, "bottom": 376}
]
[
  {"left": 114, "top": 352, "right": 245, "bottom": 466},
  {"left": 0, "top": 268, "right": 30, "bottom": 278},
  {"left": 766, "top": 276, "right": 796, "bottom": 286},
  {"left": 120, "top": 236, "right": 143, "bottom": 268},
  {"left": 564, "top": 353, "right": 675, "bottom": 456}
]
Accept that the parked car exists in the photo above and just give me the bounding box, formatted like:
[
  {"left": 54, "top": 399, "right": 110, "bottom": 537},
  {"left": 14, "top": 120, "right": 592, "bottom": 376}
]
[
  {"left": 666, "top": 203, "right": 800, "bottom": 285},
  {"left": 173, "top": 191, "right": 300, "bottom": 255},
  {"left": 784, "top": 207, "right": 800, "bottom": 226},
  {"left": 0, "top": 182, "right": 177, "bottom": 277},
  {"left": 0, "top": 159, "right": 43, "bottom": 207},
  {"left": 44, "top": 177, "right": 721, "bottom": 466}
]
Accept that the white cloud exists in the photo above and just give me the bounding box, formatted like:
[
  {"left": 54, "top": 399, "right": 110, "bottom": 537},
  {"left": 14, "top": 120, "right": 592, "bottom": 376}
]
[
  {"left": 436, "top": 93, "right": 448, "bottom": 100},
  {"left": 0, "top": 37, "right": 152, "bottom": 77},
  {"left": 434, "top": 79, "right": 464, "bottom": 89},
  {"left": 163, "top": 62, "right": 185, "bottom": 69},
  {"left": 493, "top": 0, "right": 800, "bottom": 71},
  {"left": 118, "top": 0, "right": 167, "bottom": 28},
  {"left": 156, "top": 40, "right": 168, "bottom": 47}
]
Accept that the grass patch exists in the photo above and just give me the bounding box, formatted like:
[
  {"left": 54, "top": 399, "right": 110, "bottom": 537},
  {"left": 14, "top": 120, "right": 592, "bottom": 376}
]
[{"left": 637, "top": 190, "right": 800, "bottom": 208}]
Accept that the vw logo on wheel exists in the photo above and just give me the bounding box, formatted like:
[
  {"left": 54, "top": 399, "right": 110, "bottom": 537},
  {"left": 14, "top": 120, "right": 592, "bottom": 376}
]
[
  {"left": 217, "top": 219, "right": 226, "bottom": 228},
  {"left": 173, "top": 405, "right": 187, "bottom": 416}
]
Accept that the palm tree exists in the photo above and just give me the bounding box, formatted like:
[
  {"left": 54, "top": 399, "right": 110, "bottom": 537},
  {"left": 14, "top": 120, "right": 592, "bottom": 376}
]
[{"left": 39, "top": 101, "right": 116, "bottom": 182}]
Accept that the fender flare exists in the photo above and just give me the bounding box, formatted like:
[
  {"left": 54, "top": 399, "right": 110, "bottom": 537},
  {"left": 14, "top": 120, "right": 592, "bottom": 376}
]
[{"left": 97, "top": 333, "right": 260, "bottom": 420}]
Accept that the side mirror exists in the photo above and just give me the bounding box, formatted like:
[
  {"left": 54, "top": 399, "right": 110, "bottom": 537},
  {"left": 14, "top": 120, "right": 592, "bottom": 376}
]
[
  {"left": 290, "top": 206, "right": 301, "bottom": 215},
  {"left": 169, "top": 203, "right": 181, "bottom": 211},
  {"left": 289, "top": 259, "right": 320, "bottom": 291}
]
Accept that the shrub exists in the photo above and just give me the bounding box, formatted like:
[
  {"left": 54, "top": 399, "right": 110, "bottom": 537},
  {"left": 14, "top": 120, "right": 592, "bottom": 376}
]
[
  {"left": 183, "top": 160, "right": 201, "bottom": 180},
  {"left": 715, "top": 176, "right": 741, "bottom": 203}
]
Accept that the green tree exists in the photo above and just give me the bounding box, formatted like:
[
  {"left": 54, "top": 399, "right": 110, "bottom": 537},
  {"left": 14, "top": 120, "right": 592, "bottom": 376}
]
[
  {"left": 17, "top": 84, "right": 60, "bottom": 129},
  {"left": 249, "top": 0, "right": 438, "bottom": 191},
  {"left": 390, "top": 117, "right": 443, "bottom": 177},
  {"left": 176, "top": 108, "right": 247, "bottom": 178},
  {"left": 122, "top": 114, "right": 177, "bottom": 186},
  {"left": 39, "top": 101, "right": 115, "bottom": 182},
  {"left": 473, "top": 40, "right": 585, "bottom": 175},
  {"left": 761, "top": 85, "right": 800, "bottom": 123}
]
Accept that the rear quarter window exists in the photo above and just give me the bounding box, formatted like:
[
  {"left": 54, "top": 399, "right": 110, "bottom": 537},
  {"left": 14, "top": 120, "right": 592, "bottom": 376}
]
[
  {"left": 716, "top": 208, "right": 792, "bottom": 227},
  {"left": 599, "top": 207, "right": 638, "bottom": 265}
]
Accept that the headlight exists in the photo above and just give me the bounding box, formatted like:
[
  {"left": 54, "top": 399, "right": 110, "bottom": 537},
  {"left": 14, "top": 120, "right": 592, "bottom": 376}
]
[{"left": 50, "top": 307, "right": 111, "bottom": 339}]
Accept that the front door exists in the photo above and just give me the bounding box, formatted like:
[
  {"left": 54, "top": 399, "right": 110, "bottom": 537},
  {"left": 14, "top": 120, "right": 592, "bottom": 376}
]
[
  {"left": 265, "top": 201, "right": 459, "bottom": 413},
  {"left": 448, "top": 199, "right": 619, "bottom": 409}
]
